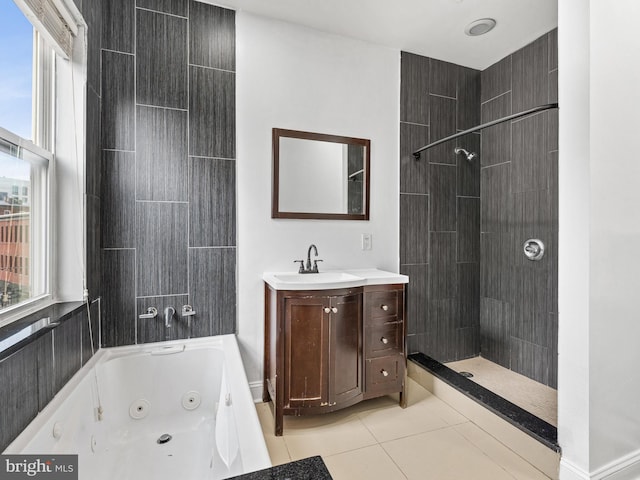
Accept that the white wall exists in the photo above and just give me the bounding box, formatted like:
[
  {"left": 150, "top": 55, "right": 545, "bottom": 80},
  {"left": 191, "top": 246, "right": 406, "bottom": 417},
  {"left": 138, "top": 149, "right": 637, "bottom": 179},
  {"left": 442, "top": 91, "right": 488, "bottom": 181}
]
[
  {"left": 559, "top": 1, "right": 640, "bottom": 478},
  {"left": 235, "top": 12, "right": 400, "bottom": 389}
]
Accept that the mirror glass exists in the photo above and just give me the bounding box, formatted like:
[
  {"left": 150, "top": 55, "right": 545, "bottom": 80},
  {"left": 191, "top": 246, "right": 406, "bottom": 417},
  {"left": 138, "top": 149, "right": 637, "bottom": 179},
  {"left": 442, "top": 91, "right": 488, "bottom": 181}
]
[{"left": 272, "top": 128, "right": 370, "bottom": 220}]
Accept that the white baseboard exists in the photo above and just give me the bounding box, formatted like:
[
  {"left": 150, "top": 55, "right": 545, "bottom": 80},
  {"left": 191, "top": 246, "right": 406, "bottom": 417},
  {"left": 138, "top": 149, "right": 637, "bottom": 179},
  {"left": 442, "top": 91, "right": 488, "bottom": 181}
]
[
  {"left": 250, "top": 380, "right": 264, "bottom": 403},
  {"left": 591, "top": 448, "right": 640, "bottom": 480},
  {"left": 560, "top": 449, "right": 640, "bottom": 480},
  {"left": 560, "top": 459, "right": 590, "bottom": 480}
]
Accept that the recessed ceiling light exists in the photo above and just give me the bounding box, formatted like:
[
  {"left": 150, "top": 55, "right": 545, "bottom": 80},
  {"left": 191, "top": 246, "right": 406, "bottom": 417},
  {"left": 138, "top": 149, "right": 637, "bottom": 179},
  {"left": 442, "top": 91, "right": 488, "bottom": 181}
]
[{"left": 464, "top": 18, "right": 497, "bottom": 36}]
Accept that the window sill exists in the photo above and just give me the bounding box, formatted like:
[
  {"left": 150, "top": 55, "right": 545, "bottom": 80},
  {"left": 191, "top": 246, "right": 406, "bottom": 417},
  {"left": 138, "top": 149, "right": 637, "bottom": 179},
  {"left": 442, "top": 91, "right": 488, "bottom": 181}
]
[{"left": 0, "top": 301, "right": 85, "bottom": 362}]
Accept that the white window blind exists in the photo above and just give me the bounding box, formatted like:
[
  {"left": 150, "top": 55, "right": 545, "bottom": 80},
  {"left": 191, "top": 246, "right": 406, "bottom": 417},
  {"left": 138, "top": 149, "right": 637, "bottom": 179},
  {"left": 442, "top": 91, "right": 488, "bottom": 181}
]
[{"left": 14, "top": 0, "right": 77, "bottom": 58}]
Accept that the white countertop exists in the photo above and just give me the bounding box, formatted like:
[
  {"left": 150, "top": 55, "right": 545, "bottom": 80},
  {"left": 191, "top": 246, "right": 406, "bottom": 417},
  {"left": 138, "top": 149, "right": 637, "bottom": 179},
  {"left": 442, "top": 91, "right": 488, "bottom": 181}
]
[{"left": 263, "top": 268, "right": 409, "bottom": 291}]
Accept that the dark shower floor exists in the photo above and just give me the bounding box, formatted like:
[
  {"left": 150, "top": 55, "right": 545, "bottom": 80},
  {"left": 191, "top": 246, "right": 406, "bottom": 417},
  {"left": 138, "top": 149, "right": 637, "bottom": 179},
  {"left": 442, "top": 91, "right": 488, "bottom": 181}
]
[{"left": 446, "top": 356, "right": 557, "bottom": 426}]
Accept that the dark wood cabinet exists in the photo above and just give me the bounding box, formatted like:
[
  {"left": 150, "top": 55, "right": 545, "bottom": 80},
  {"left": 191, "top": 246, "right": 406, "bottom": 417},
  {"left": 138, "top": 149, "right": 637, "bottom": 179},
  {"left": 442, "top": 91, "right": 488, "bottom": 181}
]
[{"left": 264, "top": 283, "right": 405, "bottom": 436}]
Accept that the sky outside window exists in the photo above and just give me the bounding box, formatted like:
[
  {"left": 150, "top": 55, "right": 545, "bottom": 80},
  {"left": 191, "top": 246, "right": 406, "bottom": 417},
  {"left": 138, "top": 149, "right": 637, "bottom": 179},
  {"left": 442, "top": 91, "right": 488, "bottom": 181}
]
[{"left": 0, "top": 1, "right": 34, "bottom": 140}]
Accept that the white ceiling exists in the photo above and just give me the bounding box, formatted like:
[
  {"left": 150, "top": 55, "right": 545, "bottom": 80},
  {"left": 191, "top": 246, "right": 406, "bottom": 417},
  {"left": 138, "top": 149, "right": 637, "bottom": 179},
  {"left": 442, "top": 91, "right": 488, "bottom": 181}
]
[{"left": 208, "top": 0, "right": 557, "bottom": 70}]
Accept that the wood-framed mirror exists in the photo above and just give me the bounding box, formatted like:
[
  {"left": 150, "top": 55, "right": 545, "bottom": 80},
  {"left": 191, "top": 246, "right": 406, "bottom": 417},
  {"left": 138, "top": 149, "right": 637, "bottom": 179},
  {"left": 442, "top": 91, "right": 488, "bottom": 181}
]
[{"left": 272, "top": 128, "right": 370, "bottom": 220}]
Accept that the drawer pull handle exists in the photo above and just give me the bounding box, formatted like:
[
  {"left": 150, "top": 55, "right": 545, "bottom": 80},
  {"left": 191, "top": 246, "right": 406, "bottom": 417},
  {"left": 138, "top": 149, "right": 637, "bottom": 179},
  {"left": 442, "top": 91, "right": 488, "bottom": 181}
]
[
  {"left": 324, "top": 307, "right": 331, "bottom": 313},
  {"left": 331, "top": 307, "right": 338, "bottom": 313},
  {"left": 380, "top": 337, "right": 389, "bottom": 344},
  {"left": 381, "top": 304, "right": 389, "bottom": 311},
  {"left": 381, "top": 369, "right": 389, "bottom": 377}
]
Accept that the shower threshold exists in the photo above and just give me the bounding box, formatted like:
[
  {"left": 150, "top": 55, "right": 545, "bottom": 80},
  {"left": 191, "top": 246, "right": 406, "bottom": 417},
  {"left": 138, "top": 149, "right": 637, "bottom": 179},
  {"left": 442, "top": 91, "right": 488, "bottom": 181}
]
[{"left": 408, "top": 353, "right": 560, "bottom": 453}]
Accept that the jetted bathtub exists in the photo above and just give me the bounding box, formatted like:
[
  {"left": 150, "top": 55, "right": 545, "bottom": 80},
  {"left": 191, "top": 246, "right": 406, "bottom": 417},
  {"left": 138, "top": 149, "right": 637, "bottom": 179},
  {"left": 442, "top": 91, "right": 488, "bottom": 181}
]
[{"left": 5, "top": 334, "right": 271, "bottom": 479}]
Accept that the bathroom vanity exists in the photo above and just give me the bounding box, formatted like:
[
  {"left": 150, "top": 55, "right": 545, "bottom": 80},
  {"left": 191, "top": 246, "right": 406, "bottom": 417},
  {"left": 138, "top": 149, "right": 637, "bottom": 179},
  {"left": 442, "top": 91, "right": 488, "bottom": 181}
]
[{"left": 263, "top": 269, "right": 408, "bottom": 435}]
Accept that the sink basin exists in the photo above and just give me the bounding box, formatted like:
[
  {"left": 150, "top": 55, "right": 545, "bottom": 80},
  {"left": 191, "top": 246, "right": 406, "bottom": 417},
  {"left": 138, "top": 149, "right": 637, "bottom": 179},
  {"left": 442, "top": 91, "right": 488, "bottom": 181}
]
[
  {"left": 272, "top": 272, "right": 361, "bottom": 284},
  {"left": 263, "top": 269, "right": 409, "bottom": 291},
  {"left": 265, "top": 271, "right": 363, "bottom": 290}
]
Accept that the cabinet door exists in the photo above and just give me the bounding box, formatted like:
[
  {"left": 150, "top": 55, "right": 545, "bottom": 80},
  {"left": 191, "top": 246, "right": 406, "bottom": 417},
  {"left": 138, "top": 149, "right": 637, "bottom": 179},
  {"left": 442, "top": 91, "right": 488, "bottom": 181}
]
[
  {"left": 284, "top": 296, "right": 330, "bottom": 408},
  {"left": 329, "top": 293, "right": 363, "bottom": 406}
]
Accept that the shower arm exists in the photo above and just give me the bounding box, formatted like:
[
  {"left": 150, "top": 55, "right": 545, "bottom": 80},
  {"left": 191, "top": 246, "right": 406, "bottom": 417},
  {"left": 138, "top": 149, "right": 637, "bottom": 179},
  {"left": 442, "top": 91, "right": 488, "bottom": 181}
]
[{"left": 412, "top": 103, "right": 558, "bottom": 160}]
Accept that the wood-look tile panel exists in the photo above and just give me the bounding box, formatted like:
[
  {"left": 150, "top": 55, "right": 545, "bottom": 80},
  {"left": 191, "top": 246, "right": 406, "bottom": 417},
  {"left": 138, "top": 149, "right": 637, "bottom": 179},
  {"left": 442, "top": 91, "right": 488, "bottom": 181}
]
[
  {"left": 480, "top": 93, "right": 511, "bottom": 167},
  {"left": 136, "top": 9, "right": 188, "bottom": 109},
  {"left": 189, "top": 2, "right": 235, "bottom": 70},
  {"left": 101, "top": 51, "right": 135, "bottom": 150},
  {"left": 429, "top": 58, "right": 457, "bottom": 98},
  {"left": 101, "top": 151, "right": 135, "bottom": 248},
  {"left": 102, "top": 249, "right": 136, "bottom": 347},
  {"left": 400, "top": 194, "right": 429, "bottom": 265},
  {"left": 189, "top": 247, "right": 236, "bottom": 337},
  {"left": 512, "top": 35, "right": 549, "bottom": 113},
  {"left": 189, "top": 66, "right": 235, "bottom": 158},
  {"left": 456, "top": 133, "right": 480, "bottom": 197},
  {"left": 481, "top": 56, "right": 511, "bottom": 103},
  {"left": 429, "top": 164, "right": 457, "bottom": 232},
  {"left": 400, "top": 52, "right": 430, "bottom": 125},
  {"left": 480, "top": 297, "right": 511, "bottom": 368},
  {"left": 457, "top": 197, "right": 479, "bottom": 263},
  {"left": 481, "top": 162, "right": 511, "bottom": 233},
  {"left": 400, "top": 122, "right": 430, "bottom": 194},
  {"left": 103, "top": 0, "right": 134, "bottom": 54},
  {"left": 400, "top": 263, "right": 428, "bottom": 336},
  {"left": 0, "top": 345, "right": 40, "bottom": 451},
  {"left": 457, "top": 66, "right": 481, "bottom": 130},
  {"left": 511, "top": 113, "right": 549, "bottom": 194},
  {"left": 53, "top": 316, "right": 82, "bottom": 393},
  {"left": 135, "top": 202, "right": 188, "bottom": 297},
  {"left": 189, "top": 157, "right": 236, "bottom": 247},
  {"left": 429, "top": 232, "right": 457, "bottom": 299},
  {"left": 136, "top": 106, "right": 188, "bottom": 201}
]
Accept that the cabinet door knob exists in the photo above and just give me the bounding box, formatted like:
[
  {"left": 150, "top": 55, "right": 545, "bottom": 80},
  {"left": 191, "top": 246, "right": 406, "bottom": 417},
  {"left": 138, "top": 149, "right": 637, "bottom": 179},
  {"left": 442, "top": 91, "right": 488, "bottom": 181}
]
[
  {"left": 324, "top": 307, "right": 331, "bottom": 313},
  {"left": 381, "top": 304, "right": 389, "bottom": 311},
  {"left": 381, "top": 369, "right": 389, "bottom": 377},
  {"left": 331, "top": 307, "right": 338, "bottom": 313},
  {"left": 380, "top": 337, "right": 389, "bottom": 344}
]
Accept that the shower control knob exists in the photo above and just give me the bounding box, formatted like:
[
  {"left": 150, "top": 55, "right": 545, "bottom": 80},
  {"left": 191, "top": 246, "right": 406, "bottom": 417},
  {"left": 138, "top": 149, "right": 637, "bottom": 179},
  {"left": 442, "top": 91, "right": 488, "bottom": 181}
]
[{"left": 523, "top": 239, "right": 545, "bottom": 261}]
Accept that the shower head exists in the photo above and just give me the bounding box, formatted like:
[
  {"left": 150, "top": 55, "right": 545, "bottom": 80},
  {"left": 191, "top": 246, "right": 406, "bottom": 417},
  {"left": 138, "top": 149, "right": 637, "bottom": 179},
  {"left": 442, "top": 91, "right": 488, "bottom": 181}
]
[{"left": 454, "top": 147, "right": 478, "bottom": 162}]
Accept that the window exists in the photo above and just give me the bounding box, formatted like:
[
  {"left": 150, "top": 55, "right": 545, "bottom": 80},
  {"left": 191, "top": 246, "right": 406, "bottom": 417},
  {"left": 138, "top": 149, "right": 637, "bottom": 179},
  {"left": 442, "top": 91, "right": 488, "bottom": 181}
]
[{"left": 0, "top": 0, "right": 79, "bottom": 321}]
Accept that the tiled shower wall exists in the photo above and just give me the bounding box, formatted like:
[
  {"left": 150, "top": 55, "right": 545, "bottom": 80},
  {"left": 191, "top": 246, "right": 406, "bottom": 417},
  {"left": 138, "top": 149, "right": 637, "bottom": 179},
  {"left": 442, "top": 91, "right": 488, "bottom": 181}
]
[
  {"left": 480, "top": 30, "right": 558, "bottom": 387},
  {"left": 400, "top": 53, "right": 482, "bottom": 362},
  {"left": 98, "top": 0, "right": 237, "bottom": 346},
  {"left": 401, "top": 30, "right": 558, "bottom": 388}
]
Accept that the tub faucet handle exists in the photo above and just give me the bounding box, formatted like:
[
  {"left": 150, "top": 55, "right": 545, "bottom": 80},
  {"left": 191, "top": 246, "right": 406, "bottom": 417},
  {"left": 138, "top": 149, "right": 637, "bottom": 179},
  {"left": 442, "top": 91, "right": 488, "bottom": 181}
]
[
  {"left": 139, "top": 307, "right": 158, "bottom": 319},
  {"left": 181, "top": 305, "right": 196, "bottom": 317}
]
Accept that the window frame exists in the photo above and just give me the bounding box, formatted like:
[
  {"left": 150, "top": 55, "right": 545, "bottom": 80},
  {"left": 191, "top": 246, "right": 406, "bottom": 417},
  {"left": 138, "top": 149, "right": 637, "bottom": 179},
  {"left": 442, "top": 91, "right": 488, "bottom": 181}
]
[{"left": 0, "top": 31, "right": 55, "bottom": 326}]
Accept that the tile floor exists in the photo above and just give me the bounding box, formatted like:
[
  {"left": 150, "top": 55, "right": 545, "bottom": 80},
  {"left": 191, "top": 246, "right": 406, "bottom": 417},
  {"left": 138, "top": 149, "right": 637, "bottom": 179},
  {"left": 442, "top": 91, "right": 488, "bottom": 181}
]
[
  {"left": 446, "top": 357, "right": 557, "bottom": 426},
  {"left": 255, "top": 378, "right": 551, "bottom": 480}
]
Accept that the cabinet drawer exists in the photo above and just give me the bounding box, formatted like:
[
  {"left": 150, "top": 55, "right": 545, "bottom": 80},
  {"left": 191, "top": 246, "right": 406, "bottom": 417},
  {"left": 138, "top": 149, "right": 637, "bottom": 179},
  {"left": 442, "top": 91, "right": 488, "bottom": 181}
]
[
  {"left": 365, "top": 355, "right": 404, "bottom": 393},
  {"left": 366, "top": 322, "right": 402, "bottom": 357},
  {"left": 366, "top": 290, "right": 400, "bottom": 319}
]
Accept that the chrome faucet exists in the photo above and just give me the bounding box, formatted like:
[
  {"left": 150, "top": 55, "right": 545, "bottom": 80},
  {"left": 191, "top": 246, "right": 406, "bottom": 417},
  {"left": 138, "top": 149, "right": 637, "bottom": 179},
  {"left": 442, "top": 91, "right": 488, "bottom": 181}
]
[
  {"left": 294, "top": 244, "right": 323, "bottom": 274},
  {"left": 164, "top": 306, "right": 175, "bottom": 328}
]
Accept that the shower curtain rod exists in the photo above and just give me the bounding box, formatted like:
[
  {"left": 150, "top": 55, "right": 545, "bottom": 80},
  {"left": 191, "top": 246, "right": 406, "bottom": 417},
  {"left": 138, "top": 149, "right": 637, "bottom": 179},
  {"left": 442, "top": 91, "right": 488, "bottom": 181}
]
[{"left": 412, "top": 102, "right": 559, "bottom": 160}]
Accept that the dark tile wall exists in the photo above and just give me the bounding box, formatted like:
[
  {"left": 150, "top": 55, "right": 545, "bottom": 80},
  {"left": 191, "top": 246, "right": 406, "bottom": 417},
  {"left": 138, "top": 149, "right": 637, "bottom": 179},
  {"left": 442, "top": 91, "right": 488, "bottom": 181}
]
[
  {"left": 480, "top": 30, "right": 558, "bottom": 388},
  {"left": 400, "top": 30, "right": 558, "bottom": 388},
  {"left": 0, "top": 303, "right": 99, "bottom": 451},
  {"left": 400, "top": 52, "right": 481, "bottom": 362},
  {"left": 100, "top": 0, "right": 237, "bottom": 346}
]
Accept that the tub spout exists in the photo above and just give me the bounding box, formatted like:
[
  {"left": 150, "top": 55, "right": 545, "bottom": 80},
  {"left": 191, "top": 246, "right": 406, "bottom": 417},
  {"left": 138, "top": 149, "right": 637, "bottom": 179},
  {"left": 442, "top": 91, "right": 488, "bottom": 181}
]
[{"left": 164, "top": 306, "right": 175, "bottom": 328}]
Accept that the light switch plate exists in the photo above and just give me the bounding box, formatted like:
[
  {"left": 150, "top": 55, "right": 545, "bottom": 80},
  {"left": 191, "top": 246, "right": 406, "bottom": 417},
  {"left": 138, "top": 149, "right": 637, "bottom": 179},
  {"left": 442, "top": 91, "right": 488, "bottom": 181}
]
[{"left": 361, "top": 233, "right": 372, "bottom": 250}]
